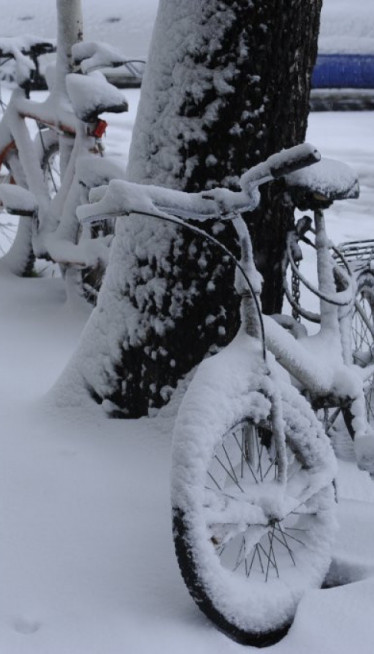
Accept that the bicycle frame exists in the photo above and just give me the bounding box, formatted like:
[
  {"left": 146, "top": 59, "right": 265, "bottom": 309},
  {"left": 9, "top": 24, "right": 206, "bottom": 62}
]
[
  {"left": 76, "top": 144, "right": 370, "bottom": 441},
  {"left": 71, "top": 139, "right": 370, "bottom": 644}
]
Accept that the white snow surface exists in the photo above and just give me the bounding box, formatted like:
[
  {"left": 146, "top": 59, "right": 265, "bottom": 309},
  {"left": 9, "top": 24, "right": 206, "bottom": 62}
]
[{"left": 1, "top": 77, "right": 374, "bottom": 651}]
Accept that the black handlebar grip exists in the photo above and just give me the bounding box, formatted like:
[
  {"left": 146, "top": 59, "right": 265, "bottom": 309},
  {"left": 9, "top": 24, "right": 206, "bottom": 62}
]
[{"left": 269, "top": 143, "right": 321, "bottom": 179}]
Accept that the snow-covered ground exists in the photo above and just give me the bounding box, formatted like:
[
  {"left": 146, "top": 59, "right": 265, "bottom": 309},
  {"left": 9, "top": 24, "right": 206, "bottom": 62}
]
[
  {"left": 1, "top": 79, "right": 374, "bottom": 652},
  {"left": 1, "top": 2, "right": 374, "bottom": 652}
]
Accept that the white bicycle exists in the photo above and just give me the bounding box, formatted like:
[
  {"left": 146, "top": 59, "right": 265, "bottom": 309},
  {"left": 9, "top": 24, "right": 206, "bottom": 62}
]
[
  {"left": 0, "top": 29, "right": 130, "bottom": 303},
  {"left": 78, "top": 143, "right": 372, "bottom": 646}
]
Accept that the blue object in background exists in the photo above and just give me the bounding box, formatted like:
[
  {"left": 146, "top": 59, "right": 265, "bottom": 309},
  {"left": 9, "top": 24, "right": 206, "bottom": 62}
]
[{"left": 312, "top": 54, "right": 374, "bottom": 89}]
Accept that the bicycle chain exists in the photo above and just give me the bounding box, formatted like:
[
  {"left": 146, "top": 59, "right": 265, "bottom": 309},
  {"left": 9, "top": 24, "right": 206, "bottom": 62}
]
[{"left": 291, "top": 260, "right": 301, "bottom": 322}]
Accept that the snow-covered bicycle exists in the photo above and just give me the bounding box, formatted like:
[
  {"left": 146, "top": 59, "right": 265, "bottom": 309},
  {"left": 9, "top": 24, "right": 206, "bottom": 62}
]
[
  {"left": 332, "top": 238, "right": 374, "bottom": 427},
  {"left": 0, "top": 25, "right": 129, "bottom": 302},
  {"left": 78, "top": 143, "right": 373, "bottom": 646}
]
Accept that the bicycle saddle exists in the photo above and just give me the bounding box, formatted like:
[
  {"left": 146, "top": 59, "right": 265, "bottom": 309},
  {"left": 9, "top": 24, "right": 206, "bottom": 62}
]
[
  {"left": 66, "top": 72, "right": 128, "bottom": 122},
  {"left": 284, "top": 158, "right": 359, "bottom": 210}
]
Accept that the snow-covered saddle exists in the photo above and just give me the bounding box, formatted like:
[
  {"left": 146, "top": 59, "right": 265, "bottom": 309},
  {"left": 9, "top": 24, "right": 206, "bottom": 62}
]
[
  {"left": 284, "top": 158, "right": 359, "bottom": 209},
  {"left": 66, "top": 72, "right": 128, "bottom": 122}
]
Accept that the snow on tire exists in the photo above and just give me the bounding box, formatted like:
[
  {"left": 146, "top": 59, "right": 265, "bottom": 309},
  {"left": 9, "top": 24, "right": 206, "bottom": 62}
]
[
  {"left": 171, "top": 334, "right": 337, "bottom": 646},
  {"left": 0, "top": 151, "right": 34, "bottom": 275},
  {"left": 0, "top": 128, "right": 59, "bottom": 276}
]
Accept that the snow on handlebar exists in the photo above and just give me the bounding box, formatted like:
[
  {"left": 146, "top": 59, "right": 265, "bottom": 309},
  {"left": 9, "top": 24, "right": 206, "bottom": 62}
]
[
  {"left": 240, "top": 143, "right": 320, "bottom": 191},
  {"left": 77, "top": 143, "right": 321, "bottom": 225},
  {"left": 0, "top": 36, "right": 56, "bottom": 86}
]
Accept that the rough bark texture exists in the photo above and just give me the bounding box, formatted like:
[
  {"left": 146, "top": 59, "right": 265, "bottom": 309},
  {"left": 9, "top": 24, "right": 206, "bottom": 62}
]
[{"left": 56, "top": 0, "right": 322, "bottom": 417}]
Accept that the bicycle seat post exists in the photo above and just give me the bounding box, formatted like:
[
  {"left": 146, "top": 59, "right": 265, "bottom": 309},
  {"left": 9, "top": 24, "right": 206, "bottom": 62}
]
[{"left": 313, "top": 207, "right": 340, "bottom": 332}]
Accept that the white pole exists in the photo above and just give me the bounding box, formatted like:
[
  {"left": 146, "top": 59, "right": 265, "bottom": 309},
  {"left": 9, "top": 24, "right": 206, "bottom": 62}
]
[
  {"left": 55, "top": 0, "right": 83, "bottom": 96},
  {"left": 54, "top": 0, "right": 83, "bottom": 177}
]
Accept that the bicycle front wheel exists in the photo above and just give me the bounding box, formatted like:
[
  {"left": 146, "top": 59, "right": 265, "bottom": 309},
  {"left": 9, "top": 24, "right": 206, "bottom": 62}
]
[
  {"left": 352, "top": 270, "right": 374, "bottom": 423},
  {"left": 171, "top": 339, "right": 336, "bottom": 646}
]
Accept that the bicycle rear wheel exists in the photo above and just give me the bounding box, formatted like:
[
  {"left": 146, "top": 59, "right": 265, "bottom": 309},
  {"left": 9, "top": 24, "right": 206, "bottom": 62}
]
[
  {"left": 351, "top": 270, "right": 374, "bottom": 423},
  {"left": 0, "top": 128, "right": 60, "bottom": 276},
  {"left": 0, "top": 150, "right": 34, "bottom": 275},
  {"left": 171, "top": 338, "right": 336, "bottom": 646}
]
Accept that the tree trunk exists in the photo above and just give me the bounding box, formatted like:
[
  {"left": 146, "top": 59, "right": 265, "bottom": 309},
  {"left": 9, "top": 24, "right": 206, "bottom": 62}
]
[{"left": 55, "top": 0, "right": 322, "bottom": 416}]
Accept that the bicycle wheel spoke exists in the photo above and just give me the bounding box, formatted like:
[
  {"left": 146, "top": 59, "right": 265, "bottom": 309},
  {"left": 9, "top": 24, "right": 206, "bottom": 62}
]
[
  {"left": 263, "top": 457, "right": 277, "bottom": 480},
  {"left": 206, "top": 471, "right": 222, "bottom": 492},
  {"left": 217, "top": 542, "right": 228, "bottom": 557},
  {"left": 256, "top": 533, "right": 278, "bottom": 582},
  {"left": 233, "top": 432, "right": 259, "bottom": 484},
  {"left": 273, "top": 526, "right": 296, "bottom": 565},
  {"left": 222, "top": 442, "right": 240, "bottom": 486},
  {"left": 233, "top": 536, "right": 246, "bottom": 571},
  {"left": 214, "top": 454, "right": 244, "bottom": 493},
  {"left": 246, "top": 543, "right": 265, "bottom": 577},
  {"left": 204, "top": 485, "right": 245, "bottom": 506},
  {"left": 275, "top": 524, "right": 306, "bottom": 547}
]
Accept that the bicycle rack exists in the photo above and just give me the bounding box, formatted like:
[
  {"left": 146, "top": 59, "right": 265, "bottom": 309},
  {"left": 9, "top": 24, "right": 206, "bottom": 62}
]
[{"left": 334, "top": 239, "right": 374, "bottom": 271}]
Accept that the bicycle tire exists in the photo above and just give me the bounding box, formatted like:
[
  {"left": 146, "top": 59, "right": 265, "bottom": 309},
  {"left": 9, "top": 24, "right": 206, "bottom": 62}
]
[
  {"left": 351, "top": 270, "right": 374, "bottom": 424},
  {"left": 0, "top": 128, "right": 61, "bottom": 275},
  {"left": 171, "top": 337, "right": 336, "bottom": 646},
  {"left": 0, "top": 149, "right": 34, "bottom": 275}
]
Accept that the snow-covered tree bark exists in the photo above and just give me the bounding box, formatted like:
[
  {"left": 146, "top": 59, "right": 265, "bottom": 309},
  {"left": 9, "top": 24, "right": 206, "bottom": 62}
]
[{"left": 55, "top": 0, "right": 322, "bottom": 416}]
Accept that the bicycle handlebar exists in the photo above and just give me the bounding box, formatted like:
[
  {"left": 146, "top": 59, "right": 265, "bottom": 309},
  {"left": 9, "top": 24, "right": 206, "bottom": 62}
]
[
  {"left": 0, "top": 36, "right": 56, "bottom": 86},
  {"left": 0, "top": 37, "right": 56, "bottom": 62},
  {"left": 77, "top": 143, "right": 321, "bottom": 225},
  {"left": 240, "top": 143, "right": 320, "bottom": 192},
  {"left": 72, "top": 41, "right": 130, "bottom": 75}
]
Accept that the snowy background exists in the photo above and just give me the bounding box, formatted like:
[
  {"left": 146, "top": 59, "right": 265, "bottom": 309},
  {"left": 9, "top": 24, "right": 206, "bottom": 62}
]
[
  {"left": 318, "top": 0, "right": 374, "bottom": 54},
  {"left": 2, "top": 0, "right": 373, "bottom": 57},
  {"left": 2, "top": 0, "right": 159, "bottom": 58},
  {"left": 1, "top": 1, "right": 374, "bottom": 653}
]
